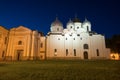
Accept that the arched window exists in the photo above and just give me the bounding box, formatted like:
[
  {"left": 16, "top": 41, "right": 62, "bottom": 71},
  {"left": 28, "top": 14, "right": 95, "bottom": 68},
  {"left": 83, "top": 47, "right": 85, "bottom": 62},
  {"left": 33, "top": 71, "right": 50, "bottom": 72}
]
[
  {"left": 54, "top": 49, "right": 57, "bottom": 56},
  {"left": 96, "top": 49, "right": 99, "bottom": 56},
  {"left": 74, "top": 49, "right": 76, "bottom": 56},
  {"left": 77, "top": 27, "right": 79, "bottom": 29},
  {"left": 54, "top": 49, "right": 57, "bottom": 52},
  {"left": 87, "top": 26, "right": 89, "bottom": 31},
  {"left": 83, "top": 44, "right": 89, "bottom": 49},
  {"left": 66, "top": 49, "right": 68, "bottom": 56},
  {"left": 18, "top": 41, "right": 22, "bottom": 45}
]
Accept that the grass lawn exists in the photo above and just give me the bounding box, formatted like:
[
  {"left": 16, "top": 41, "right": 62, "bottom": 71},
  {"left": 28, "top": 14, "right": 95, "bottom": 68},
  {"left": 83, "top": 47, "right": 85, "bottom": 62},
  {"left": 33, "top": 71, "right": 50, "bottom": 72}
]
[{"left": 0, "top": 60, "right": 120, "bottom": 80}]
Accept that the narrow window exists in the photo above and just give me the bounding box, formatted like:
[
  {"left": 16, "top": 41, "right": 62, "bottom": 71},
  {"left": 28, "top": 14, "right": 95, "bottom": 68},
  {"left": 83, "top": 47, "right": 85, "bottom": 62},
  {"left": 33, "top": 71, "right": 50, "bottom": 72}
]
[
  {"left": 40, "top": 55, "right": 43, "bottom": 59},
  {"left": 96, "top": 49, "right": 99, "bottom": 56},
  {"left": 58, "top": 38, "right": 60, "bottom": 40},
  {"left": 62, "top": 34, "right": 64, "bottom": 36},
  {"left": 66, "top": 49, "right": 68, "bottom": 56},
  {"left": 4, "top": 37, "right": 7, "bottom": 44},
  {"left": 0, "top": 33, "right": 2, "bottom": 38},
  {"left": 57, "top": 28, "right": 59, "bottom": 31},
  {"left": 81, "top": 25, "right": 83, "bottom": 28},
  {"left": 40, "top": 43, "right": 43, "bottom": 48},
  {"left": 74, "top": 49, "right": 76, "bottom": 56},
  {"left": 87, "top": 26, "right": 89, "bottom": 31},
  {"left": 77, "top": 34, "right": 80, "bottom": 36},
  {"left": 84, "top": 44, "right": 89, "bottom": 49},
  {"left": 66, "top": 38, "right": 67, "bottom": 40},
  {"left": 54, "top": 49, "right": 57, "bottom": 52},
  {"left": 54, "top": 49, "right": 57, "bottom": 56},
  {"left": 89, "top": 34, "right": 92, "bottom": 36},
  {"left": 2, "top": 51, "right": 4, "bottom": 57},
  {"left": 18, "top": 41, "right": 22, "bottom": 45},
  {"left": 80, "top": 38, "right": 82, "bottom": 40}
]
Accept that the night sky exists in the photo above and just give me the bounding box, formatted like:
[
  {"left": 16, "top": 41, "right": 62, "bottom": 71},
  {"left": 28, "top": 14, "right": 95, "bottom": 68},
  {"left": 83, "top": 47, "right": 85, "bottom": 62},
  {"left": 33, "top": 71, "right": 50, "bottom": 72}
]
[{"left": 0, "top": 0, "right": 120, "bottom": 38}]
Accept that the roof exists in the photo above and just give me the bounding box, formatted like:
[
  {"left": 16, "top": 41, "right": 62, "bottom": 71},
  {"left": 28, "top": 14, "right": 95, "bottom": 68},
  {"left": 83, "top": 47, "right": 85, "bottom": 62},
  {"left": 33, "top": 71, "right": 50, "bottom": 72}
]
[{"left": 51, "top": 17, "right": 63, "bottom": 27}]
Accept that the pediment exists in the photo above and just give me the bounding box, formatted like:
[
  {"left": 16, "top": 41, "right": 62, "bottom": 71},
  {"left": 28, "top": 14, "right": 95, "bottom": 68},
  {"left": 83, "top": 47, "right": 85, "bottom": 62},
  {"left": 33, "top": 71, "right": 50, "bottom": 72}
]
[
  {"left": 0, "top": 26, "right": 8, "bottom": 32},
  {"left": 15, "top": 26, "right": 32, "bottom": 32}
]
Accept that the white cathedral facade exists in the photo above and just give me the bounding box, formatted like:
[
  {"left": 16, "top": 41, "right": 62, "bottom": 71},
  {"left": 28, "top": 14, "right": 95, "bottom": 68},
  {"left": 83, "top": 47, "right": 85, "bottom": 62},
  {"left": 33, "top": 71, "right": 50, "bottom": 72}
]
[
  {"left": 0, "top": 17, "right": 110, "bottom": 61},
  {"left": 46, "top": 17, "right": 110, "bottom": 59}
]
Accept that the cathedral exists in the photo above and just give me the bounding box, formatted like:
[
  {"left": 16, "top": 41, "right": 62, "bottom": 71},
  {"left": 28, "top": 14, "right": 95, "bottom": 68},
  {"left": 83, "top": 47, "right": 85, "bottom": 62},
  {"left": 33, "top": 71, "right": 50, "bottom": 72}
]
[{"left": 0, "top": 17, "right": 110, "bottom": 61}]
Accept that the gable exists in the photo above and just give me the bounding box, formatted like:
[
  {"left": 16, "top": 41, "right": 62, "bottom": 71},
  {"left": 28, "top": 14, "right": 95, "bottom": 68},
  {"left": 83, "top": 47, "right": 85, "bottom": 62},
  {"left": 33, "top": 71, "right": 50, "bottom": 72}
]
[
  {"left": 0, "top": 26, "right": 8, "bottom": 33},
  {"left": 15, "top": 26, "right": 32, "bottom": 32}
]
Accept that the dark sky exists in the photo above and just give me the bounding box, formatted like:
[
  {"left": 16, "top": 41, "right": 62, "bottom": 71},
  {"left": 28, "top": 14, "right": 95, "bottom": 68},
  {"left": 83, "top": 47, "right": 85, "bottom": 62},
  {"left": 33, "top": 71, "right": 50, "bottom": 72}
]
[{"left": 0, "top": 0, "right": 120, "bottom": 38}]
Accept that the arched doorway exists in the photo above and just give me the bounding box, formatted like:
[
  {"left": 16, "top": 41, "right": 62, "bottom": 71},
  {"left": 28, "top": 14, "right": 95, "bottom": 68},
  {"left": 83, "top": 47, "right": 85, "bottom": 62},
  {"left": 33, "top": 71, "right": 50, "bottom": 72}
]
[
  {"left": 16, "top": 50, "right": 23, "bottom": 60},
  {"left": 83, "top": 51, "right": 88, "bottom": 59}
]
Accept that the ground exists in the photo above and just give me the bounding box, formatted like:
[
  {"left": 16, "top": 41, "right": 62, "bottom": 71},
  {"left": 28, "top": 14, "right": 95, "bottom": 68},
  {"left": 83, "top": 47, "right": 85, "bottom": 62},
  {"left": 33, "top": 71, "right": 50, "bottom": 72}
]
[{"left": 0, "top": 60, "right": 120, "bottom": 80}]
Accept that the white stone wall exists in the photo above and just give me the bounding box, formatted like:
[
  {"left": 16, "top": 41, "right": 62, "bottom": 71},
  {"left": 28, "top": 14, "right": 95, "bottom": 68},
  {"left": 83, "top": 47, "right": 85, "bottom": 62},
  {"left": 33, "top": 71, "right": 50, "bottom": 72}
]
[{"left": 46, "top": 18, "right": 110, "bottom": 60}]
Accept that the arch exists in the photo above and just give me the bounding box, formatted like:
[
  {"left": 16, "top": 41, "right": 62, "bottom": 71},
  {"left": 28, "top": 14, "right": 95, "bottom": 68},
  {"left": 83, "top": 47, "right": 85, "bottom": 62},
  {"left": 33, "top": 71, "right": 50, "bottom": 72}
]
[
  {"left": 66, "top": 49, "right": 68, "bottom": 56},
  {"left": 74, "top": 49, "right": 76, "bottom": 56},
  {"left": 16, "top": 50, "right": 23, "bottom": 60},
  {"left": 54, "top": 49, "right": 57, "bottom": 56},
  {"left": 96, "top": 49, "right": 99, "bottom": 56},
  {"left": 83, "top": 51, "right": 88, "bottom": 59},
  {"left": 87, "top": 26, "right": 89, "bottom": 31},
  {"left": 83, "top": 44, "right": 89, "bottom": 49}
]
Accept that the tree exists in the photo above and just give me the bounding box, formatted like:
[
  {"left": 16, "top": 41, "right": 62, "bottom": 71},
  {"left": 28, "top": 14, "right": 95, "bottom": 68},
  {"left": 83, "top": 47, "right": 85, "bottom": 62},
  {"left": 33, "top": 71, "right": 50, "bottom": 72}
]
[{"left": 106, "top": 34, "right": 120, "bottom": 53}]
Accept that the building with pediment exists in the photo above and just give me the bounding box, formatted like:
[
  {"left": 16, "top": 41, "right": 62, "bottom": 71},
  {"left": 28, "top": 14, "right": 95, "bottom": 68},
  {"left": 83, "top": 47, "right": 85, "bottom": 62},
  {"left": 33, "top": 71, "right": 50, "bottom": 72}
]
[
  {"left": 0, "top": 17, "right": 110, "bottom": 61},
  {"left": 0, "top": 26, "right": 45, "bottom": 61}
]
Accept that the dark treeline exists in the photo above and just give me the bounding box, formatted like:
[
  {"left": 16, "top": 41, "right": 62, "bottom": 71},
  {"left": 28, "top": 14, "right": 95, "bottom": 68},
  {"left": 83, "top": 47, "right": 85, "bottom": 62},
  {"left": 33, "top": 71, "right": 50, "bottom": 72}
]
[{"left": 106, "top": 34, "right": 120, "bottom": 53}]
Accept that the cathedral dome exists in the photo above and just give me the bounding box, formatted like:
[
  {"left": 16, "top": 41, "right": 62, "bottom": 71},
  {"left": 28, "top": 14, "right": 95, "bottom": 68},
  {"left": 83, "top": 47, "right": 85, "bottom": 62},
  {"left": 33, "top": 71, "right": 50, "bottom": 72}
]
[
  {"left": 67, "top": 19, "right": 74, "bottom": 25},
  {"left": 83, "top": 18, "right": 91, "bottom": 24},
  {"left": 67, "top": 19, "right": 75, "bottom": 30},
  {"left": 72, "top": 17, "right": 80, "bottom": 22},
  {"left": 82, "top": 18, "right": 91, "bottom": 32},
  {"left": 51, "top": 17, "right": 63, "bottom": 27},
  {"left": 50, "top": 17, "right": 63, "bottom": 32}
]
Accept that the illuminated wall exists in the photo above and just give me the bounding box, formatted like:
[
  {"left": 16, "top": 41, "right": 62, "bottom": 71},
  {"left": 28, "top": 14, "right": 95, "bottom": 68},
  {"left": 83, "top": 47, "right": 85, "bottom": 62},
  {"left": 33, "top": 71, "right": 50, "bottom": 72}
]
[
  {"left": 0, "top": 26, "right": 8, "bottom": 60},
  {"left": 5, "top": 26, "right": 43, "bottom": 60},
  {"left": 110, "top": 53, "right": 120, "bottom": 60},
  {"left": 0, "top": 17, "right": 110, "bottom": 61},
  {"left": 46, "top": 18, "right": 110, "bottom": 59},
  {"left": 39, "top": 36, "right": 46, "bottom": 60}
]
